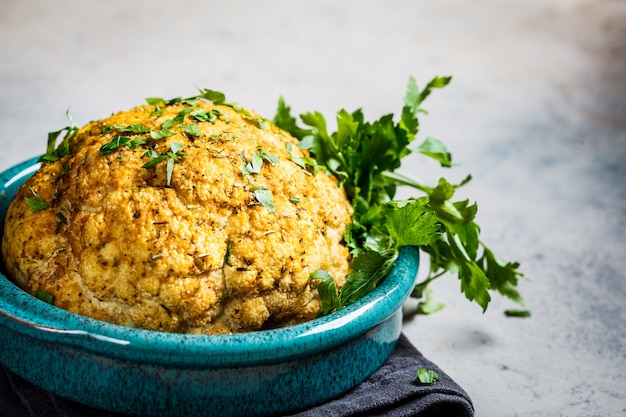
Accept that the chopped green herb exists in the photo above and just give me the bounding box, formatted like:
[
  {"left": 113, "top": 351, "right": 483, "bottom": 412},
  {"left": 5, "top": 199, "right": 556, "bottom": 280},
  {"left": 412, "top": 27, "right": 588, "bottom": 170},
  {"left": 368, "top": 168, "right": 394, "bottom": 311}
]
[
  {"left": 25, "top": 187, "right": 48, "bottom": 212},
  {"left": 240, "top": 148, "right": 278, "bottom": 177},
  {"left": 169, "top": 142, "right": 184, "bottom": 155},
  {"left": 166, "top": 158, "right": 176, "bottom": 186},
  {"left": 224, "top": 239, "right": 233, "bottom": 267},
  {"left": 290, "top": 196, "right": 301, "bottom": 203},
  {"left": 161, "top": 119, "right": 179, "bottom": 130},
  {"left": 212, "top": 109, "right": 230, "bottom": 123},
  {"left": 197, "top": 88, "right": 227, "bottom": 104},
  {"left": 180, "top": 123, "right": 202, "bottom": 137},
  {"left": 232, "top": 105, "right": 266, "bottom": 129},
  {"left": 253, "top": 188, "right": 276, "bottom": 212},
  {"left": 39, "top": 110, "right": 79, "bottom": 162},
  {"left": 190, "top": 109, "right": 217, "bottom": 123},
  {"left": 248, "top": 151, "right": 264, "bottom": 174},
  {"left": 150, "top": 129, "right": 175, "bottom": 140},
  {"left": 141, "top": 143, "right": 186, "bottom": 187},
  {"left": 150, "top": 104, "right": 166, "bottom": 118},
  {"left": 182, "top": 97, "right": 201, "bottom": 106},
  {"left": 286, "top": 142, "right": 318, "bottom": 174},
  {"left": 141, "top": 149, "right": 167, "bottom": 168},
  {"left": 415, "top": 368, "right": 441, "bottom": 385},
  {"left": 311, "top": 270, "right": 341, "bottom": 316},
  {"left": 36, "top": 289, "right": 54, "bottom": 304},
  {"left": 55, "top": 212, "right": 68, "bottom": 234},
  {"left": 256, "top": 147, "right": 279, "bottom": 166},
  {"left": 100, "top": 136, "right": 147, "bottom": 155},
  {"left": 161, "top": 108, "right": 192, "bottom": 130},
  {"left": 146, "top": 97, "right": 166, "bottom": 105},
  {"left": 148, "top": 96, "right": 185, "bottom": 106},
  {"left": 111, "top": 124, "right": 150, "bottom": 134}
]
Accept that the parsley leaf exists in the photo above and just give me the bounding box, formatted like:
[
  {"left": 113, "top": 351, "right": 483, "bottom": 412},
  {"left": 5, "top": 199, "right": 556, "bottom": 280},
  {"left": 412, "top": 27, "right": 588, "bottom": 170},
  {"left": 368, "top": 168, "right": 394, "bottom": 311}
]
[
  {"left": 415, "top": 368, "right": 441, "bottom": 385},
  {"left": 111, "top": 124, "right": 150, "bottom": 134},
  {"left": 415, "top": 137, "right": 452, "bottom": 167},
  {"left": 286, "top": 142, "right": 318, "bottom": 174},
  {"left": 162, "top": 108, "right": 193, "bottom": 130},
  {"left": 100, "top": 136, "right": 147, "bottom": 155},
  {"left": 197, "top": 88, "right": 227, "bottom": 104},
  {"left": 141, "top": 150, "right": 168, "bottom": 168},
  {"left": 39, "top": 110, "right": 79, "bottom": 163},
  {"left": 25, "top": 187, "right": 48, "bottom": 212},
  {"left": 150, "top": 129, "right": 175, "bottom": 140},
  {"left": 381, "top": 198, "right": 440, "bottom": 248},
  {"left": 232, "top": 105, "right": 266, "bottom": 129},
  {"left": 190, "top": 109, "right": 218, "bottom": 123},
  {"left": 274, "top": 97, "right": 311, "bottom": 140},
  {"left": 311, "top": 270, "right": 341, "bottom": 315},
  {"left": 253, "top": 188, "right": 276, "bottom": 212},
  {"left": 36, "top": 289, "right": 54, "bottom": 304},
  {"left": 224, "top": 239, "right": 233, "bottom": 267},
  {"left": 180, "top": 123, "right": 202, "bottom": 137},
  {"left": 141, "top": 143, "right": 186, "bottom": 187},
  {"left": 146, "top": 97, "right": 166, "bottom": 105}
]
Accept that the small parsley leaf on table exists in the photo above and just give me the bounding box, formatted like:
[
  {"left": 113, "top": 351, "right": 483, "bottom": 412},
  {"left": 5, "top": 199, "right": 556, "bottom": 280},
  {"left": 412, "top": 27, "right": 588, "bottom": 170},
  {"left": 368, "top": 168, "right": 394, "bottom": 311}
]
[{"left": 415, "top": 367, "right": 441, "bottom": 385}]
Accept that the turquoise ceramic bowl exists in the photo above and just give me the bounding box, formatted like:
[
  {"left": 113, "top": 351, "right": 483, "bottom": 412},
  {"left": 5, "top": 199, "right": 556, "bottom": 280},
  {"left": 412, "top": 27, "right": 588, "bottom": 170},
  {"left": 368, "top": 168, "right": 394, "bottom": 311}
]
[{"left": 0, "top": 157, "right": 420, "bottom": 417}]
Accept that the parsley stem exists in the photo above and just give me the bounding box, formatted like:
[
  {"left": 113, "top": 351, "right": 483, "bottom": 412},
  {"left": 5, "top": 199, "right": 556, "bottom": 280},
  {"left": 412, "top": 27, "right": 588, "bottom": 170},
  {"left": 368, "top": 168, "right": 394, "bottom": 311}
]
[
  {"left": 381, "top": 171, "right": 432, "bottom": 194},
  {"left": 411, "top": 270, "right": 446, "bottom": 298}
]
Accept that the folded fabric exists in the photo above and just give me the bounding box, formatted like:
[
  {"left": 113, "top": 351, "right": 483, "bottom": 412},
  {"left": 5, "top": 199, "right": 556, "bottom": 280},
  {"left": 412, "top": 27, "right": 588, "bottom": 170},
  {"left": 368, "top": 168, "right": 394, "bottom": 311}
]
[
  {"left": 0, "top": 333, "right": 473, "bottom": 417},
  {"left": 284, "top": 333, "right": 474, "bottom": 417}
]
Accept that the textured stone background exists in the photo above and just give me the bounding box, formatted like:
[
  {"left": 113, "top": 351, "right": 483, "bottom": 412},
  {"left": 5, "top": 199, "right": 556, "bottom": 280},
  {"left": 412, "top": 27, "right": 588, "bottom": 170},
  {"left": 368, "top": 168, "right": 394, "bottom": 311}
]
[{"left": 1, "top": 1, "right": 624, "bottom": 416}]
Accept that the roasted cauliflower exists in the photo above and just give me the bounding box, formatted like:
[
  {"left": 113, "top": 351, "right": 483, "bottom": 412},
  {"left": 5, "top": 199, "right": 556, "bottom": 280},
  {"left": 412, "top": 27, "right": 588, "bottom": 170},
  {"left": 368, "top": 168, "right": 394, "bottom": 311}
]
[{"left": 1, "top": 97, "right": 352, "bottom": 334}]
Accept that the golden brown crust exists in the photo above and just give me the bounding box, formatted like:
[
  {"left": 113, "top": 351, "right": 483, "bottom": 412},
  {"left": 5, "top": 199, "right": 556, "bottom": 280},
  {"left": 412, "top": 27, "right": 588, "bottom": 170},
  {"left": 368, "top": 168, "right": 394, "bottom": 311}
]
[{"left": 1, "top": 101, "right": 352, "bottom": 334}]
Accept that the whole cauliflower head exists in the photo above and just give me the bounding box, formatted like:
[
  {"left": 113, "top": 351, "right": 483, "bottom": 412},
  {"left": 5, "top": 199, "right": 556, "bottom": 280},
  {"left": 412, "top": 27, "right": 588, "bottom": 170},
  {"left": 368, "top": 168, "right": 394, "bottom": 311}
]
[{"left": 1, "top": 98, "right": 352, "bottom": 334}]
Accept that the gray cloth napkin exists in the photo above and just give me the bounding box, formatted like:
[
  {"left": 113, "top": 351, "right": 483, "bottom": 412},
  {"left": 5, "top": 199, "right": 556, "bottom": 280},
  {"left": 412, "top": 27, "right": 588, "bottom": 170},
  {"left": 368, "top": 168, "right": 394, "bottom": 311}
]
[{"left": 0, "top": 333, "right": 473, "bottom": 417}]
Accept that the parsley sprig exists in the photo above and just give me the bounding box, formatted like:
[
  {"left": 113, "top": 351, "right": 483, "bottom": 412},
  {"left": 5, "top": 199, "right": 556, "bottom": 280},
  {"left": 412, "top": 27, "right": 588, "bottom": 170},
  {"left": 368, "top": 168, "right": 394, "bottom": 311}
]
[
  {"left": 274, "top": 76, "right": 526, "bottom": 314},
  {"left": 32, "top": 81, "right": 525, "bottom": 316}
]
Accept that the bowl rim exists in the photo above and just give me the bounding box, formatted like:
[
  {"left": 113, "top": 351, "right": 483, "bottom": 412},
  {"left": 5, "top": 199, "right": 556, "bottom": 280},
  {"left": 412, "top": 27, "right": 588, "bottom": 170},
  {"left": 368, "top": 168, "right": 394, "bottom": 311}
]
[{"left": 0, "top": 157, "right": 419, "bottom": 368}]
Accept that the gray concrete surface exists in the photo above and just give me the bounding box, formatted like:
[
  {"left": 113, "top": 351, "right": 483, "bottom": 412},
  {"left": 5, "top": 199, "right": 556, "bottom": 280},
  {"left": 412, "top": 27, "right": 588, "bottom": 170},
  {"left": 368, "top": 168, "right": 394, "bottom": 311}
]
[{"left": 1, "top": 0, "right": 624, "bottom": 416}]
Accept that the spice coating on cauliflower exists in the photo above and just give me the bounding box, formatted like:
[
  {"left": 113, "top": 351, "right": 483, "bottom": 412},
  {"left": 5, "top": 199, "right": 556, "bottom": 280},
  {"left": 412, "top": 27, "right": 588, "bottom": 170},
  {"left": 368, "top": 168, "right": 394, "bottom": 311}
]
[{"left": 1, "top": 100, "right": 352, "bottom": 334}]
